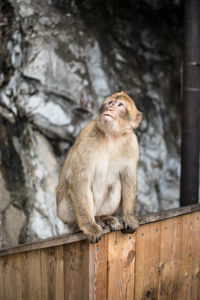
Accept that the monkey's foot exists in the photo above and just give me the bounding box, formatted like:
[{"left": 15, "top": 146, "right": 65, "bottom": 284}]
[
  {"left": 95, "top": 216, "right": 107, "bottom": 229},
  {"left": 122, "top": 214, "right": 139, "bottom": 234},
  {"left": 83, "top": 223, "right": 103, "bottom": 244},
  {"left": 96, "top": 215, "right": 122, "bottom": 232},
  {"left": 87, "top": 235, "right": 102, "bottom": 244}
]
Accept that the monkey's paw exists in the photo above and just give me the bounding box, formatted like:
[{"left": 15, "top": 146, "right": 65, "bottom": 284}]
[
  {"left": 95, "top": 216, "right": 107, "bottom": 229},
  {"left": 84, "top": 223, "right": 103, "bottom": 244},
  {"left": 96, "top": 215, "right": 122, "bottom": 231},
  {"left": 122, "top": 214, "right": 139, "bottom": 234}
]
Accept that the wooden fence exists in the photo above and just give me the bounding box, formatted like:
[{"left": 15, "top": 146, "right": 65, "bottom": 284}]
[{"left": 0, "top": 204, "right": 200, "bottom": 300}]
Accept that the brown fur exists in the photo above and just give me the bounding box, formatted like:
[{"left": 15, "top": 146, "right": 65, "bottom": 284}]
[{"left": 56, "top": 92, "right": 142, "bottom": 243}]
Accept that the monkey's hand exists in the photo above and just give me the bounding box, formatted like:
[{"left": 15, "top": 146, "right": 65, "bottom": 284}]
[
  {"left": 122, "top": 214, "right": 139, "bottom": 234},
  {"left": 83, "top": 223, "right": 103, "bottom": 244}
]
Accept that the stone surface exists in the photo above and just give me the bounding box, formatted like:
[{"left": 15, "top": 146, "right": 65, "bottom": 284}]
[
  {"left": 4, "top": 205, "right": 26, "bottom": 247},
  {"left": 0, "top": 172, "right": 10, "bottom": 213},
  {"left": 0, "top": 0, "right": 185, "bottom": 247},
  {"left": 24, "top": 130, "right": 68, "bottom": 241}
]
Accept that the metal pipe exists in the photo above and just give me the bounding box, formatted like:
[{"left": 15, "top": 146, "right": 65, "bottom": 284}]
[{"left": 180, "top": 0, "right": 200, "bottom": 206}]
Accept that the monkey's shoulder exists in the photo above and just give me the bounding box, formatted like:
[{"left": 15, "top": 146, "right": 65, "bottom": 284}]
[
  {"left": 66, "top": 121, "right": 100, "bottom": 161},
  {"left": 79, "top": 120, "right": 100, "bottom": 138},
  {"left": 120, "top": 132, "right": 139, "bottom": 159},
  {"left": 74, "top": 120, "right": 101, "bottom": 147},
  {"left": 121, "top": 130, "right": 138, "bottom": 147}
]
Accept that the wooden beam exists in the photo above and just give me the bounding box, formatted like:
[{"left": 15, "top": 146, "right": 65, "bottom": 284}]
[
  {"left": 0, "top": 204, "right": 200, "bottom": 257},
  {"left": 0, "top": 211, "right": 200, "bottom": 299}
]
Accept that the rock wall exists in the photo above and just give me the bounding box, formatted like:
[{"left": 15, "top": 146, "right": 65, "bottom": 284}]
[{"left": 0, "top": 0, "right": 183, "bottom": 248}]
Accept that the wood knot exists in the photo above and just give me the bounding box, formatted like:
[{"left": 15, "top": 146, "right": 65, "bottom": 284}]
[
  {"left": 196, "top": 271, "right": 200, "bottom": 279},
  {"left": 127, "top": 250, "right": 135, "bottom": 264},
  {"left": 146, "top": 290, "right": 151, "bottom": 298}
]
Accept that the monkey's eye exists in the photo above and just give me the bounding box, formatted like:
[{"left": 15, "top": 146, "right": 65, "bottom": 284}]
[
  {"left": 107, "top": 100, "right": 114, "bottom": 106},
  {"left": 118, "top": 102, "right": 124, "bottom": 107}
]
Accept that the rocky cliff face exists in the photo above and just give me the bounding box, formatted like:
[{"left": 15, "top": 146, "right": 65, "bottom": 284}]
[{"left": 0, "top": 0, "right": 183, "bottom": 248}]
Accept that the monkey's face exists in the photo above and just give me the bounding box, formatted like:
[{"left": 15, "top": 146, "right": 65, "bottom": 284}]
[
  {"left": 101, "top": 98, "right": 126, "bottom": 124},
  {"left": 97, "top": 91, "right": 142, "bottom": 134}
]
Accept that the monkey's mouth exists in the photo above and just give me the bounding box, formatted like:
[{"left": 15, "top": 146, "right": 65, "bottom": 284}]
[{"left": 103, "top": 113, "right": 114, "bottom": 119}]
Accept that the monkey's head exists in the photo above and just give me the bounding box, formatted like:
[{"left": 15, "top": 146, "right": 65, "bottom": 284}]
[{"left": 97, "top": 91, "right": 142, "bottom": 134}]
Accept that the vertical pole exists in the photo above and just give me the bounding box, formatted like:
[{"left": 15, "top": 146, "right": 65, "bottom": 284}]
[{"left": 180, "top": 0, "right": 200, "bottom": 206}]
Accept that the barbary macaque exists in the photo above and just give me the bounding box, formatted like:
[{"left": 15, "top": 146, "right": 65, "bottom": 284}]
[{"left": 56, "top": 91, "right": 142, "bottom": 243}]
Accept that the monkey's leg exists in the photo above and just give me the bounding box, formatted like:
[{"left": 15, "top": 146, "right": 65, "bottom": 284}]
[
  {"left": 96, "top": 215, "right": 122, "bottom": 231},
  {"left": 95, "top": 182, "right": 122, "bottom": 231},
  {"left": 68, "top": 222, "right": 80, "bottom": 233},
  {"left": 57, "top": 184, "right": 78, "bottom": 226}
]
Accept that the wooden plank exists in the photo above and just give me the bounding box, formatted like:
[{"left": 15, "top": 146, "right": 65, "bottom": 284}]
[
  {"left": 179, "top": 212, "right": 200, "bottom": 300},
  {"left": 138, "top": 203, "right": 200, "bottom": 225},
  {"left": 21, "top": 250, "right": 41, "bottom": 300},
  {"left": 191, "top": 254, "right": 200, "bottom": 300},
  {"left": 16, "top": 254, "right": 22, "bottom": 300},
  {"left": 179, "top": 213, "right": 193, "bottom": 300},
  {"left": 0, "top": 211, "right": 199, "bottom": 300},
  {"left": 1, "top": 254, "right": 21, "bottom": 300},
  {"left": 90, "top": 234, "right": 108, "bottom": 300},
  {"left": 134, "top": 222, "right": 161, "bottom": 300},
  {"left": 89, "top": 244, "right": 96, "bottom": 300},
  {"left": 64, "top": 240, "right": 89, "bottom": 300},
  {"left": 56, "top": 245, "right": 65, "bottom": 300},
  {"left": 0, "top": 232, "right": 87, "bottom": 257},
  {"left": 0, "top": 256, "right": 3, "bottom": 300},
  {"left": 41, "top": 245, "right": 64, "bottom": 300},
  {"left": 158, "top": 216, "right": 183, "bottom": 300},
  {"left": 1, "top": 204, "right": 200, "bottom": 257},
  {"left": 190, "top": 212, "right": 200, "bottom": 300},
  {"left": 107, "top": 231, "right": 135, "bottom": 300}
]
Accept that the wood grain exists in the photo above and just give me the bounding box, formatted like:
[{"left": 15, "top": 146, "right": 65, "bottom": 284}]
[
  {"left": 179, "top": 212, "right": 200, "bottom": 300},
  {"left": 107, "top": 231, "right": 135, "bottom": 300},
  {"left": 190, "top": 213, "right": 200, "bottom": 300},
  {"left": 0, "top": 210, "right": 200, "bottom": 300},
  {"left": 21, "top": 250, "right": 41, "bottom": 300},
  {"left": 93, "top": 234, "right": 108, "bottom": 300},
  {"left": 0, "top": 254, "right": 3, "bottom": 300},
  {"left": 41, "top": 245, "right": 64, "bottom": 300},
  {"left": 1, "top": 254, "right": 21, "bottom": 300},
  {"left": 134, "top": 222, "right": 161, "bottom": 300},
  {"left": 64, "top": 241, "right": 89, "bottom": 300},
  {"left": 55, "top": 245, "right": 65, "bottom": 300},
  {"left": 158, "top": 216, "right": 183, "bottom": 300}
]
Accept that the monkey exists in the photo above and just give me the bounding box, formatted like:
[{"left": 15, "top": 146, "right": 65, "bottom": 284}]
[{"left": 56, "top": 91, "right": 142, "bottom": 243}]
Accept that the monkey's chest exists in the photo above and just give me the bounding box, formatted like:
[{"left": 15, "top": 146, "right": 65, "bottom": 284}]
[{"left": 92, "top": 158, "right": 120, "bottom": 210}]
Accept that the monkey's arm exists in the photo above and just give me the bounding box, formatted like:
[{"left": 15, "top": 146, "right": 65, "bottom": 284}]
[
  {"left": 69, "top": 175, "right": 102, "bottom": 243},
  {"left": 67, "top": 132, "right": 103, "bottom": 243},
  {"left": 120, "top": 159, "right": 139, "bottom": 233}
]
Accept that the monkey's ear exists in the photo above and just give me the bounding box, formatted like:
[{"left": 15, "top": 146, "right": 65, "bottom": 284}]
[
  {"left": 132, "top": 111, "right": 142, "bottom": 129},
  {"left": 120, "top": 91, "right": 128, "bottom": 95}
]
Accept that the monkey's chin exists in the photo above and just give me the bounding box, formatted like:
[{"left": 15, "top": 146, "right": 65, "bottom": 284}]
[{"left": 102, "top": 115, "right": 114, "bottom": 123}]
